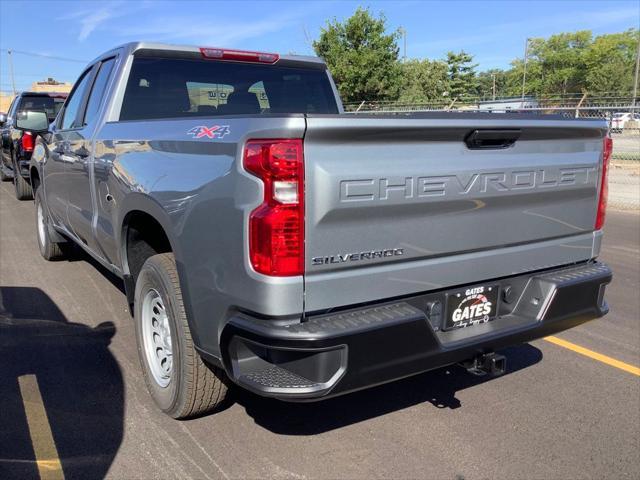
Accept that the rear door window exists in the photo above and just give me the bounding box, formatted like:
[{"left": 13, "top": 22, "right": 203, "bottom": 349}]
[
  {"left": 83, "top": 57, "right": 116, "bottom": 126},
  {"left": 60, "top": 69, "right": 94, "bottom": 130},
  {"left": 120, "top": 55, "right": 338, "bottom": 121}
]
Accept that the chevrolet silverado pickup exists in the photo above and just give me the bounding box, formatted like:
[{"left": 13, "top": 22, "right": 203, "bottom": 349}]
[
  {"left": 1, "top": 91, "right": 67, "bottom": 199},
  {"left": 30, "top": 42, "right": 612, "bottom": 419}
]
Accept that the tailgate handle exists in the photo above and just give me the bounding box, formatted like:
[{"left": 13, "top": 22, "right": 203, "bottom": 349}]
[{"left": 465, "top": 129, "right": 521, "bottom": 149}]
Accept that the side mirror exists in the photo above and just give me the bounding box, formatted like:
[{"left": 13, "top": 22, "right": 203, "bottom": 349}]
[
  {"left": 16, "top": 110, "right": 49, "bottom": 131},
  {"left": 0, "top": 113, "right": 6, "bottom": 126}
]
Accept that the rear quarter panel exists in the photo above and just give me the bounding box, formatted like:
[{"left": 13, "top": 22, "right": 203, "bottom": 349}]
[{"left": 95, "top": 116, "right": 306, "bottom": 357}]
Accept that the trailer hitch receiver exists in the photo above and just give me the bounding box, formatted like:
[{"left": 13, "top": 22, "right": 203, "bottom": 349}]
[{"left": 460, "top": 352, "right": 507, "bottom": 377}]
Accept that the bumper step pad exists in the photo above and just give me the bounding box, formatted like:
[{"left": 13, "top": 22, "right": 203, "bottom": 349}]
[{"left": 240, "top": 366, "right": 317, "bottom": 390}]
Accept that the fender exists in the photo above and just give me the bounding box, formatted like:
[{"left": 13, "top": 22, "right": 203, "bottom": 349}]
[
  {"left": 116, "top": 192, "right": 203, "bottom": 349},
  {"left": 116, "top": 192, "right": 181, "bottom": 275}
]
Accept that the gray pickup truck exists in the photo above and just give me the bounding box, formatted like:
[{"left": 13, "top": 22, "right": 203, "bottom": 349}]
[{"left": 30, "top": 42, "right": 612, "bottom": 419}]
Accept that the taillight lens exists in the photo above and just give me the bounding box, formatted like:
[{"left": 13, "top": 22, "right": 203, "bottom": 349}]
[
  {"left": 595, "top": 136, "right": 612, "bottom": 230},
  {"left": 21, "top": 131, "right": 34, "bottom": 152},
  {"left": 244, "top": 139, "right": 304, "bottom": 276}
]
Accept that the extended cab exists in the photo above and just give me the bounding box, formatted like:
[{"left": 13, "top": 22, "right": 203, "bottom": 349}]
[
  {"left": 1, "top": 91, "right": 66, "bottom": 199},
  {"left": 31, "top": 43, "right": 612, "bottom": 419}
]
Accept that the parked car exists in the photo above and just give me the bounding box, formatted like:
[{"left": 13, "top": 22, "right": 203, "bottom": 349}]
[
  {"left": 611, "top": 112, "right": 640, "bottom": 132},
  {"left": 31, "top": 42, "right": 612, "bottom": 419},
  {"left": 1, "top": 91, "right": 67, "bottom": 199}
]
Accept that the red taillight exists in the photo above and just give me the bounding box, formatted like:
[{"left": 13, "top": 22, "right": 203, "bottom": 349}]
[
  {"left": 595, "top": 136, "right": 612, "bottom": 230},
  {"left": 21, "top": 131, "right": 34, "bottom": 152},
  {"left": 200, "top": 47, "right": 279, "bottom": 64},
  {"left": 244, "top": 139, "right": 304, "bottom": 276}
]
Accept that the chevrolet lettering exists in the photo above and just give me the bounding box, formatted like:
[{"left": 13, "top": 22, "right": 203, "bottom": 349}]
[{"left": 339, "top": 167, "right": 597, "bottom": 202}]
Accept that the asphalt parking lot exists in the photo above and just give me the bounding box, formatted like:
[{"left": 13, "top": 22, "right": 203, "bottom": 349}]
[{"left": 0, "top": 182, "right": 638, "bottom": 480}]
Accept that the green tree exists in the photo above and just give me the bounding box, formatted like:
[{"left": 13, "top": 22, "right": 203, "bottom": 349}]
[
  {"left": 584, "top": 29, "right": 639, "bottom": 95},
  {"left": 503, "top": 57, "right": 544, "bottom": 97},
  {"left": 313, "top": 7, "right": 401, "bottom": 103},
  {"left": 503, "top": 29, "right": 638, "bottom": 98},
  {"left": 507, "top": 31, "right": 591, "bottom": 97},
  {"left": 398, "top": 59, "right": 449, "bottom": 103},
  {"left": 446, "top": 51, "right": 478, "bottom": 98},
  {"left": 476, "top": 69, "right": 508, "bottom": 99},
  {"left": 531, "top": 31, "right": 592, "bottom": 95}
]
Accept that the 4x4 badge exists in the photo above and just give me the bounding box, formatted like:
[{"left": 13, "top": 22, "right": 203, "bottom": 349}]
[{"left": 187, "top": 125, "right": 231, "bottom": 139}]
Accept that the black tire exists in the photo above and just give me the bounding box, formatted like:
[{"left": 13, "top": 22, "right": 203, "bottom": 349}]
[
  {"left": 134, "top": 253, "right": 230, "bottom": 419},
  {"left": 13, "top": 156, "right": 33, "bottom": 200},
  {"left": 35, "top": 187, "right": 65, "bottom": 260},
  {"left": 0, "top": 162, "right": 11, "bottom": 181}
]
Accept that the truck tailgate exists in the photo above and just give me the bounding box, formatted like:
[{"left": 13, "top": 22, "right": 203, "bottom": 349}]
[{"left": 303, "top": 114, "right": 606, "bottom": 312}]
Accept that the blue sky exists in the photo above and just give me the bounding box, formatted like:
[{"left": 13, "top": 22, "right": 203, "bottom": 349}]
[{"left": 1, "top": 0, "right": 638, "bottom": 93}]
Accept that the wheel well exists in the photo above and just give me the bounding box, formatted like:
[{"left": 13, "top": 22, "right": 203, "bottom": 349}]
[
  {"left": 30, "top": 167, "right": 40, "bottom": 192},
  {"left": 123, "top": 211, "right": 172, "bottom": 283}
]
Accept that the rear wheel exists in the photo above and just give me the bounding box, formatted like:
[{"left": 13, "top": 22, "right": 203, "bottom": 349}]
[
  {"left": 13, "top": 155, "right": 33, "bottom": 200},
  {"left": 134, "top": 253, "right": 230, "bottom": 419},
  {"left": 35, "top": 187, "right": 65, "bottom": 260}
]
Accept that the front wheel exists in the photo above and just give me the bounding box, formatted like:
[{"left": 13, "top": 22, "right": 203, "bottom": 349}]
[
  {"left": 134, "top": 253, "right": 230, "bottom": 419},
  {"left": 35, "top": 187, "right": 65, "bottom": 260}
]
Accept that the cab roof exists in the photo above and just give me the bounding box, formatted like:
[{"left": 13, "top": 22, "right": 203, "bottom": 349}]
[{"left": 88, "top": 41, "right": 326, "bottom": 70}]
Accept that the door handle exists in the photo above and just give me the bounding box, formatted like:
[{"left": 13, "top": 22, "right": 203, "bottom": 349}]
[
  {"left": 465, "top": 129, "right": 521, "bottom": 150},
  {"left": 52, "top": 140, "right": 71, "bottom": 155},
  {"left": 75, "top": 146, "right": 91, "bottom": 158}
]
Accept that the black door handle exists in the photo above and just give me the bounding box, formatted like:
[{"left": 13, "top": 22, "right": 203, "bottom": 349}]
[
  {"left": 53, "top": 140, "right": 70, "bottom": 154},
  {"left": 465, "top": 129, "right": 521, "bottom": 149},
  {"left": 75, "top": 146, "right": 91, "bottom": 158}
]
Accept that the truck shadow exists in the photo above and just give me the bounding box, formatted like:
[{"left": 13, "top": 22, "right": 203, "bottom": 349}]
[
  {"left": 0, "top": 287, "right": 123, "bottom": 480},
  {"left": 236, "top": 343, "right": 542, "bottom": 436},
  {"left": 57, "top": 244, "right": 127, "bottom": 296}
]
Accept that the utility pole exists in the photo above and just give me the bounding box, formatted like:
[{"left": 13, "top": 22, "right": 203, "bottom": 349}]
[
  {"left": 492, "top": 73, "right": 496, "bottom": 101},
  {"left": 633, "top": 33, "right": 640, "bottom": 113},
  {"left": 521, "top": 38, "right": 530, "bottom": 105},
  {"left": 399, "top": 27, "right": 407, "bottom": 63},
  {"left": 7, "top": 49, "right": 16, "bottom": 96}
]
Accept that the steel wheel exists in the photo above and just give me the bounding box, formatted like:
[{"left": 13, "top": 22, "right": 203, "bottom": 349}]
[
  {"left": 37, "top": 201, "right": 46, "bottom": 249},
  {"left": 134, "top": 253, "right": 230, "bottom": 417},
  {"left": 141, "top": 288, "right": 173, "bottom": 387}
]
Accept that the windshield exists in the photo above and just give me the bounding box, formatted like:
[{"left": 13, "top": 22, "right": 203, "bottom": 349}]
[
  {"left": 19, "top": 96, "right": 66, "bottom": 121},
  {"left": 120, "top": 55, "right": 339, "bottom": 121}
]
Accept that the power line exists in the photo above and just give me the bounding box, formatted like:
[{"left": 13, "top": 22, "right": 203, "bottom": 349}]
[
  {"left": 0, "top": 72, "right": 62, "bottom": 78},
  {"left": 0, "top": 48, "right": 88, "bottom": 63}
]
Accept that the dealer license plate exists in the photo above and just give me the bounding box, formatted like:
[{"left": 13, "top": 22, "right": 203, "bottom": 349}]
[{"left": 445, "top": 284, "right": 499, "bottom": 330}]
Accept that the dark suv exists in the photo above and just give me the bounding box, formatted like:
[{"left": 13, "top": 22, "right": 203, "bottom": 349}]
[{"left": 0, "top": 92, "right": 67, "bottom": 199}]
